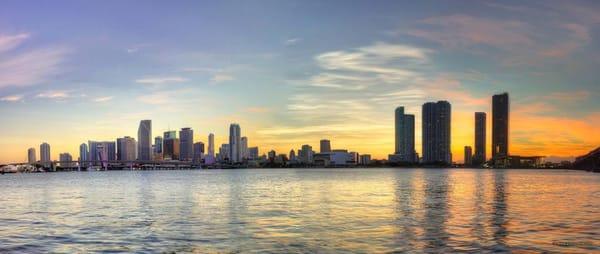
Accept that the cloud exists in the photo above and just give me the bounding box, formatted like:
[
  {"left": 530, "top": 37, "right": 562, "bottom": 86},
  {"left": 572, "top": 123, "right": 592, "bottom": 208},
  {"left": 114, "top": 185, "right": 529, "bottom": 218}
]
[
  {"left": 0, "top": 33, "right": 30, "bottom": 53},
  {"left": 93, "top": 96, "right": 113, "bottom": 102},
  {"left": 244, "top": 107, "right": 271, "bottom": 113},
  {"left": 0, "top": 95, "right": 23, "bottom": 102},
  {"left": 211, "top": 74, "right": 234, "bottom": 83},
  {"left": 0, "top": 46, "right": 68, "bottom": 88},
  {"left": 135, "top": 76, "right": 188, "bottom": 85},
  {"left": 284, "top": 38, "right": 301, "bottom": 46},
  {"left": 36, "top": 90, "right": 71, "bottom": 99}
]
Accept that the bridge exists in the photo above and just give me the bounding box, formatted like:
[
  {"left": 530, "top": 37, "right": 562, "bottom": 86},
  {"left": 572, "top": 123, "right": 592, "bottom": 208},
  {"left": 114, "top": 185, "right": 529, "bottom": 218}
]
[{"left": 2, "top": 160, "right": 205, "bottom": 172}]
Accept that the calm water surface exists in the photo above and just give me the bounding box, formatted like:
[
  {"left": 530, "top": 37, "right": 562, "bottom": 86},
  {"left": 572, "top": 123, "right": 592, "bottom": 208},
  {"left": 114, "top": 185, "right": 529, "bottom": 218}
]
[{"left": 0, "top": 168, "right": 598, "bottom": 253}]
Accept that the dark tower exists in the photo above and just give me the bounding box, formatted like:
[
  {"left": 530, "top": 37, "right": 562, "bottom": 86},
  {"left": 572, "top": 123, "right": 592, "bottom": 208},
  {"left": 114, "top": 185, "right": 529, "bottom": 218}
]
[{"left": 492, "top": 93, "right": 509, "bottom": 159}]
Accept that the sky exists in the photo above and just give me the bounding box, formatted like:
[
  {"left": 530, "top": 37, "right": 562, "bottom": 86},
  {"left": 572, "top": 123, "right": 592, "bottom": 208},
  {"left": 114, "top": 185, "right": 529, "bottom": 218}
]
[{"left": 0, "top": 0, "right": 599, "bottom": 163}]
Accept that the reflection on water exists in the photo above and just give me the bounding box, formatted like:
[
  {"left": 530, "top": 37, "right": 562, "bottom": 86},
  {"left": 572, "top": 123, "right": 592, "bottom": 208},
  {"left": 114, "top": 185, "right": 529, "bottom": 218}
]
[{"left": 0, "top": 168, "right": 598, "bottom": 253}]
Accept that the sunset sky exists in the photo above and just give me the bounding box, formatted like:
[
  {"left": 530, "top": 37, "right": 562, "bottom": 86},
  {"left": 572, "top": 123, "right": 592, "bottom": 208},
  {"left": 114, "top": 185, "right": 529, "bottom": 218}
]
[{"left": 0, "top": 0, "right": 599, "bottom": 163}]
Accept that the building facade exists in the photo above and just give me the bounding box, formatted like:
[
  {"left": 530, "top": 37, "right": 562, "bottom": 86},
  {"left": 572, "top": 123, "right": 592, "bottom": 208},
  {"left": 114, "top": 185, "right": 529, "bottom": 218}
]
[
  {"left": 492, "top": 93, "right": 509, "bottom": 159},
  {"left": 28, "top": 147, "right": 36, "bottom": 164},
  {"left": 137, "top": 120, "right": 152, "bottom": 161},
  {"left": 193, "top": 142, "right": 205, "bottom": 164},
  {"left": 179, "top": 128, "right": 194, "bottom": 161},
  {"left": 474, "top": 112, "right": 486, "bottom": 165},
  {"left": 117, "top": 136, "right": 137, "bottom": 161},
  {"left": 464, "top": 146, "right": 473, "bottom": 166},
  {"left": 422, "top": 101, "right": 452, "bottom": 164},
  {"left": 320, "top": 139, "right": 331, "bottom": 153},
  {"left": 40, "top": 142, "right": 51, "bottom": 166},
  {"left": 229, "top": 124, "right": 242, "bottom": 163}
]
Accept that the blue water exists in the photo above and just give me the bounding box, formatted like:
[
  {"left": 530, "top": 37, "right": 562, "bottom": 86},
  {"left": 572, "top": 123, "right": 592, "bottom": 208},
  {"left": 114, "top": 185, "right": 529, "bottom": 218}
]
[{"left": 0, "top": 168, "right": 598, "bottom": 253}]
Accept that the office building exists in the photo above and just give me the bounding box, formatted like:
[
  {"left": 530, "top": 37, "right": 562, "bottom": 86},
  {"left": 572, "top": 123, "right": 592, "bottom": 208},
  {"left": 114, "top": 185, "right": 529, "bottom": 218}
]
[
  {"left": 163, "top": 131, "right": 180, "bottom": 160},
  {"left": 289, "top": 149, "right": 297, "bottom": 161},
  {"left": 229, "top": 124, "right": 241, "bottom": 163},
  {"left": 248, "top": 147, "right": 259, "bottom": 160},
  {"left": 320, "top": 139, "right": 331, "bottom": 153},
  {"left": 193, "top": 142, "right": 205, "bottom": 164},
  {"left": 474, "top": 112, "right": 486, "bottom": 165},
  {"left": 390, "top": 107, "right": 416, "bottom": 163},
  {"left": 208, "top": 133, "right": 215, "bottom": 157},
  {"left": 59, "top": 153, "right": 74, "bottom": 167},
  {"left": 219, "top": 144, "right": 230, "bottom": 162},
  {"left": 137, "top": 120, "right": 152, "bottom": 160},
  {"left": 299, "top": 144, "right": 314, "bottom": 164},
  {"left": 179, "top": 128, "right": 194, "bottom": 161},
  {"left": 89, "top": 141, "right": 116, "bottom": 165},
  {"left": 117, "top": 136, "right": 137, "bottom": 161},
  {"left": 422, "top": 101, "right": 452, "bottom": 164},
  {"left": 79, "top": 143, "right": 89, "bottom": 166},
  {"left": 359, "top": 154, "right": 371, "bottom": 165},
  {"left": 40, "top": 142, "right": 51, "bottom": 166},
  {"left": 464, "top": 146, "right": 473, "bottom": 166},
  {"left": 28, "top": 147, "right": 36, "bottom": 164},
  {"left": 492, "top": 93, "right": 509, "bottom": 159},
  {"left": 241, "top": 137, "right": 248, "bottom": 159},
  {"left": 154, "top": 136, "right": 163, "bottom": 154}
]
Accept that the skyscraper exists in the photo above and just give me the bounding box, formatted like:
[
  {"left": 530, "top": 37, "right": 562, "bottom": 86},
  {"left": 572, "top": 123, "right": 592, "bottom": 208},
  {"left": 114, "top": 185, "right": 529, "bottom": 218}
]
[
  {"left": 422, "top": 101, "right": 451, "bottom": 164},
  {"left": 79, "top": 143, "right": 89, "bottom": 165},
  {"left": 179, "top": 127, "right": 194, "bottom": 161},
  {"left": 241, "top": 136, "right": 248, "bottom": 159},
  {"left": 117, "top": 136, "right": 136, "bottom": 161},
  {"left": 163, "top": 131, "right": 180, "bottom": 160},
  {"left": 392, "top": 107, "right": 416, "bottom": 162},
  {"left": 492, "top": 93, "right": 509, "bottom": 159},
  {"left": 28, "top": 147, "right": 36, "bottom": 164},
  {"left": 229, "top": 124, "right": 241, "bottom": 163},
  {"left": 289, "top": 149, "right": 297, "bottom": 161},
  {"left": 248, "top": 147, "right": 259, "bottom": 160},
  {"left": 193, "top": 142, "right": 205, "bottom": 164},
  {"left": 320, "top": 139, "right": 331, "bottom": 153},
  {"left": 474, "top": 112, "right": 486, "bottom": 165},
  {"left": 40, "top": 142, "right": 51, "bottom": 166},
  {"left": 299, "top": 144, "right": 314, "bottom": 164},
  {"left": 154, "top": 136, "right": 163, "bottom": 154},
  {"left": 137, "top": 120, "right": 152, "bottom": 161},
  {"left": 208, "top": 133, "right": 215, "bottom": 157},
  {"left": 89, "top": 141, "right": 116, "bottom": 165},
  {"left": 464, "top": 146, "right": 473, "bottom": 166}
]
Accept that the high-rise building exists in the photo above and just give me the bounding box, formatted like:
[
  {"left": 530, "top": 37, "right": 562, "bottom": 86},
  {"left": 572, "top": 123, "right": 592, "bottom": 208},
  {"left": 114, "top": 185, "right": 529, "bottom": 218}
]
[
  {"left": 117, "top": 136, "right": 137, "bottom": 161},
  {"left": 208, "top": 133, "right": 215, "bottom": 157},
  {"left": 474, "top": 112, "right": 487, "bottom": 165},
  {"left": 241, "top": 137, "right": 248, "bottom": 159},
  {"left": 27, "top": 147, "right": 36, "bottom": 164},
  {"left": 164, "top": 130, "right": 176, "bottom": 140},
  {"left": 193, "top": 142, "right": 205, "bottom": 164},
  {"left": 422, "top": 101, "right": 452, "bottom": 164},
  {"left": 299, "top": 144, "right": 314, "bottom": 164},
  {"left": 40, "top": 142, "right": 51, "bottom": 166},
  {"left": 219, "top": 143, "right": 230, "bottom": 162},
  {"left": 229, "top": 124, "right": 242, "bottom": 163},
  {"left": 464, "top": 146, "right": 473, "bottom": 166},
  {"left": 137, "top": 120, "right": 152, "bottom": 161},
  {"left": 79, "top": 143, "right": 89, "bottom": 166},
  {"left": 248, "top": 147, "right": 259, "bottom": 160},
  {"left": 154, "top": 136, "right": 163, "bottom": 154},
  {"left": 359, "top": 154, "right": 371, "bottom": 165},
  {"left": 163, "top": 131, "right": 179, "bottom": 160},
  {"left": 492, "top": 93, "right": 509, "bottom": 159},
  {"left": 391, "top": 107, "right": 416, "bottom": 162},
  {"left": 89, "top": 141, "right": 116, "bottom": 165},
  {"left": 289, "top": 149, "right": 297, "bottom": 161},
  {"left": 320, "top": 139, "right": 331, "bottom": 153},
  {"left": 59, "top": 153, "right": 74, "bottom": 167},
  {"left": 179, "top": 128, "right": 194, "bottom": 161}
]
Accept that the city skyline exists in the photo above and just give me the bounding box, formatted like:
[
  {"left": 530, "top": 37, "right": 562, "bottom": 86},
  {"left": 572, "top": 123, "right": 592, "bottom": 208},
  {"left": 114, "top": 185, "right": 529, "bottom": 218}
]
[{"left": 1, "top": 1, "right": 599, "bottom": 163}]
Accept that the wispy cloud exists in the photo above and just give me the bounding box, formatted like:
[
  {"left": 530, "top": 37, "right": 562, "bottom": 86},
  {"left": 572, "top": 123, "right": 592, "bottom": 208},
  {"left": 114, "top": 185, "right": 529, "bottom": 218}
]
[
  {"left": 94, "top": 96, "right": 114, "bottom": 102},
  {"left": 36, "top": 90, "right": 71, "bottom": 99},
  {"left": 135, "top": 76, "right": 188, "bottom": 85},
  {"left": 245, "top": 107, "right": 271, "bottom": 113},
  {"left": 0, "top": 94, "right": 23, "bottom": 102},
  {"left": 211, "top": 73, "right": 234, "bottom": 83},
  {"left": 0, "top": 32, "right": 68, "bottom": 88},
  {"left": 284, "top": 38, "right": 301, "bottom": 46},
  {"left": 0, "top": 33, "right": 30, "bottom": 53}
]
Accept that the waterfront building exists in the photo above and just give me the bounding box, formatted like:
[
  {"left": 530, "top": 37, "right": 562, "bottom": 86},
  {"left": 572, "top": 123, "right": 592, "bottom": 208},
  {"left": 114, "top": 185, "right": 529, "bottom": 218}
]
[
  {"left": 248, "top": 147, "right": 259, "bottom": 160},
  {"left": 137, "top": 120, "right": 152, "bottom": 161},
  {"left": 117, "top": 136, "right": 137, "bottom": 161},
  {"left": 229, "top": 124, "right": 242, "bottom": 163},
  {"left": 241, "top": 137, "right": 248, "bottom": 160},
  {"left": 320, "top": 139, "right": 331, "bottom": 153},
  {"left": 299, "top": 144, "right": 314, "bottom": 164},
  {"left": 154, "top": 136, "right": 163, "bottom": 154},
  {"left": 193, "top": 142, "right": 204, "bottom": 164},
  {"left": 422, "top": 101, "right": 452, "bottom": 164},
  {"left": 268, "top": 150, "right": 276, "bottom": 161},
  {"left": 163, "top": 132, "right": 180, "bottom": 161},
  {"left": 289, "top": 149, "right": 297, "bottom": 161},
  {"left": 492, "top": 93, "right": 509, "bottom": 159},
  {"left": 390, "top": 106, "right": 416, "bottom": 163},
  {"left": 179, "top": 128, "right": 194, "bottom": 161},
  {"left": 464, "top": 146, "right": 473, "bottom": 166},
  {"left": 79, "top": 143, "right": 89, "bottom": 166},
  {"left": 359, "top": 154, "right": 371, "bottom": 165},
  {"left": 40, "top": 142, "right": 51, "bottom": 166},
  {"left": 59, "top": 153, "right": 74, "bottom": 167},
  {"left": 28, "top": 148, "right": 36, "bottom": 164},
  {"left": 89, "top": 141, "right": 116, "bottom": 165},
  {"left": 219, "top": 144, "right": 230, "bottom": 162},
  {"left": 313, "top": 149, "right": 353, "bottom": 166},
  {"left": 474, "top": 112, "right": 486, "bottom": 165},
  {"left": 205, "top": 133, "right": 216, "bottom": 164}
]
